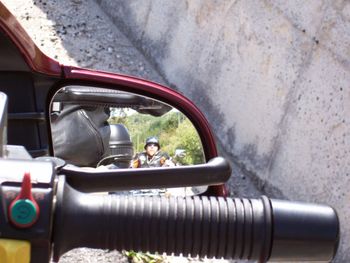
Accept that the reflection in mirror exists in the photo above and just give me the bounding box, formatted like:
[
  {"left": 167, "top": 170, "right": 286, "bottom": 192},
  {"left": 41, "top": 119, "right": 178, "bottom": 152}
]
[{"left": 50, "top": 86, "right": 207, "bottom": 196}]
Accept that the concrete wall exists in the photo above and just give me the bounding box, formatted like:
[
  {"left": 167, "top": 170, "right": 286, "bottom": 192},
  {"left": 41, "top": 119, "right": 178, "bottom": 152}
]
[{"left": 97, "top": 0, "right": 350, "bottom": 261}]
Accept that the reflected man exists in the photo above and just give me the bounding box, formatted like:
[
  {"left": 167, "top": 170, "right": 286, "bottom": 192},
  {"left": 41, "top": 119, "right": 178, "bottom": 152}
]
[{"left": 132, "top": 137, "right": 174, "bottom": 168}]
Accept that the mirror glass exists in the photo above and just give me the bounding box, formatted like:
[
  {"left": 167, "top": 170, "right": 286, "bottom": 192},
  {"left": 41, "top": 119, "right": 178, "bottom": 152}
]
[{"left": 49, "top": 86, "right": 207, "bottom": 195}]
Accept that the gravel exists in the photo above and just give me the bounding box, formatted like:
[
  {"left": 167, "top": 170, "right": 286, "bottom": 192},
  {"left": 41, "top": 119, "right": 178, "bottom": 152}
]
[{"left": 2, "top": 0, "right": 165, "bottom": 84}]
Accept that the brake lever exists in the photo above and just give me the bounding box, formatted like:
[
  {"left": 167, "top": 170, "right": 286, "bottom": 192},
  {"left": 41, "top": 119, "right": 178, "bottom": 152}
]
[{"left": 60, "top": 157, "right": 231, "bottom": 192}]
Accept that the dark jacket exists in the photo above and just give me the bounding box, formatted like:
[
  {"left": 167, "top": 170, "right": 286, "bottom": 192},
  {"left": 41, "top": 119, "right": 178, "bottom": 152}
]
[{"left": 133, "top": 151, "right": 173, "bottom": 168}]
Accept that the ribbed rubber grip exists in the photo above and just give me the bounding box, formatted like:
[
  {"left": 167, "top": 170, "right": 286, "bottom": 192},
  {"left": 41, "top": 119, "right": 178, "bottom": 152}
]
[
  {"left": 98, "top": 195, "right": 271, "bottom": 260},
  {"left": 52, "top": 177, "right": 339, "bottom": 262},
  {"left": 53, "top": 178, "right": 271, "bottom": 262}
]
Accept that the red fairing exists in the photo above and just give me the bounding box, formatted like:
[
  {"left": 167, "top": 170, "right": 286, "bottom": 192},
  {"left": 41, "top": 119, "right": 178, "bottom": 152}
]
[
  {"left": 0, "top": 3, "right": 227, "bottom": 196},
  {"left": 0, "top": 3, "right": 61, "bottom": 76}
]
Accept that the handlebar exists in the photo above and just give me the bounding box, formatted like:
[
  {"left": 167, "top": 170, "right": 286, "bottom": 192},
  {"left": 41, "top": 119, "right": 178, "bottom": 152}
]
[{"left": 52, "top": 176, "right": 339, "bottom": 262}]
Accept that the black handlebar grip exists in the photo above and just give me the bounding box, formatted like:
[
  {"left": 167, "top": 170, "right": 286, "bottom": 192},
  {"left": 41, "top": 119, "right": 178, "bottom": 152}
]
[{"left": 52, "top": 177, "right": 339, "bottom": 262}]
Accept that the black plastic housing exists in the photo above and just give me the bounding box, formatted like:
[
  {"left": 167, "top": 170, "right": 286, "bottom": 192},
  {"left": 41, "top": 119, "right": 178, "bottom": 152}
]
[{"left": 0, "top": 158, "right": 55, "bottom": 263}]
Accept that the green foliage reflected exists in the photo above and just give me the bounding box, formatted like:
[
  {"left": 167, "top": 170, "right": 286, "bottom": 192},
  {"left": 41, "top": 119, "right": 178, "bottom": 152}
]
[
  {"left": 109, "top": 109, "right": 205, "bottom": 165},
  {"left": 123, "top": 250, "right": 164, "bottom": 263}
]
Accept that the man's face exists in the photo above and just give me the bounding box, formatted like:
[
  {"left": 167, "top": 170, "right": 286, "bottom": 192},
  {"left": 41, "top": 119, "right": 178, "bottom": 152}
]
[{"left": 146, "top": 143, "right": 158, "bottom": 157}]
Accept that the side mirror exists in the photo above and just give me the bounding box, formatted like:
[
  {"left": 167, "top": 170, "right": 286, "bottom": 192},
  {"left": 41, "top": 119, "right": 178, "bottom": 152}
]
[{"left": 49, "top": 85, "right": 231, "bottom": 194}]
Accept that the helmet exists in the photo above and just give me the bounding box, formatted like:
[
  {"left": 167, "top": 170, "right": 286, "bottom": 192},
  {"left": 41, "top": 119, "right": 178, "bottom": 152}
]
[
  {"left": 144, "top": 136, "right": 160, "bottom": 149},
  {"left": 98, "top": 124, "right": 134, "bottom": 168}
]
